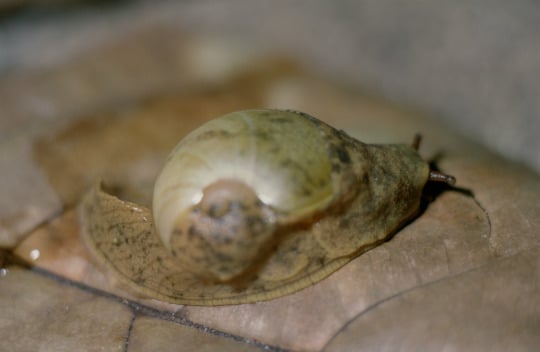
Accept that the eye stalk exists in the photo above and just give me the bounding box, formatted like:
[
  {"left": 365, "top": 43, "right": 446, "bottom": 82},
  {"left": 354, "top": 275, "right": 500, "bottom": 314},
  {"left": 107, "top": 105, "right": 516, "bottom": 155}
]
[
  {"left": 412, "top": 133, "right": 456, "bottom": 186},
  {"left": 428, "top": 170, "right": 456, "bottom": 185}
]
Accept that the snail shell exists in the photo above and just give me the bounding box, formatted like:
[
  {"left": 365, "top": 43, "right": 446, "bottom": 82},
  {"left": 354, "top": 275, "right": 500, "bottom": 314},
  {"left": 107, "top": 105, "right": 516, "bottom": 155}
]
[{"left": 80, "top": 109, "right": 454, "bottom": 305}]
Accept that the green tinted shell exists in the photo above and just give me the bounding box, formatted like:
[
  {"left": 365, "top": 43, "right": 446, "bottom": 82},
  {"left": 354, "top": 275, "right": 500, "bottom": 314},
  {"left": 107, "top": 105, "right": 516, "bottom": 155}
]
[{"left": 80, "top": 109, "right": 432, "bottom": 305}]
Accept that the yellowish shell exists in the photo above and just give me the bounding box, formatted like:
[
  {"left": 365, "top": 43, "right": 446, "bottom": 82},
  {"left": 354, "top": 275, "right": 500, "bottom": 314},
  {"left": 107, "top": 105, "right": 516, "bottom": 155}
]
[
  {"left": 80, "top": 109, "right": 433, "bottom": 305},
  {"left": 153, "top": 110, "right": 338, "bottom": 245}
]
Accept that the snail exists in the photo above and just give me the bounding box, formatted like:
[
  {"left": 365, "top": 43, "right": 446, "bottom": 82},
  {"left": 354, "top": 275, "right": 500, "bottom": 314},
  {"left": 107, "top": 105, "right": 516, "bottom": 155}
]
[{"left": 80, "top": 109, "right": 455, "bottom": 306}]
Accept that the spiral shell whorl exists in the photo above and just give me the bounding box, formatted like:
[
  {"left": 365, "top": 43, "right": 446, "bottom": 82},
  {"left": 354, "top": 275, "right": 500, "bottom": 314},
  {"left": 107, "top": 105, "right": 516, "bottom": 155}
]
[
  {"left": 168, "top": 179, "right": 277, "bottom": 281},
  {"left": 152, "top": 109, "right": 345, "bottom": 280}
]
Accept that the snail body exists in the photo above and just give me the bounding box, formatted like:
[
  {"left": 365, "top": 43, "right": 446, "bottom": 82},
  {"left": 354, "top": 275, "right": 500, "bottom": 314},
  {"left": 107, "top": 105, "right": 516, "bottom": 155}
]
[{"left": 81, "top": 109, "right": 454, "bottom": 305}]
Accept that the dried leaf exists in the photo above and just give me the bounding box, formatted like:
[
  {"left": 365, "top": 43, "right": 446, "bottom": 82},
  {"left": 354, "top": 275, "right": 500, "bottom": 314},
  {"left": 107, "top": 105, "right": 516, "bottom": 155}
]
[
  {"left": 2, "top": 25, "right": 539, "bottom": 352},
  {"left": 129, "top": 317, "right": 262, "bottom": 352},
  {"left": 0, "top": 266, "right": 132, "bottom": 351},
  {"left": 324, "top": 247, "right": 540, "bottom": 351}
]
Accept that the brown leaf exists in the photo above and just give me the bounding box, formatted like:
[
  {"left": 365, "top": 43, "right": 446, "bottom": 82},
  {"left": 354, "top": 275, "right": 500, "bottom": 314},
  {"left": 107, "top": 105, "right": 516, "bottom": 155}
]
[
  {"left": 129, "top": 317, "right": 263, "bottom": 352},
  {"left": 323, "top": 247, "right": 540, "bottom": 351},
  {"left": 0, "top": 266, "right": 132, "bottom": 351},
  {"left": 2, "top": 25, "right": 539, "bottom": 352}
]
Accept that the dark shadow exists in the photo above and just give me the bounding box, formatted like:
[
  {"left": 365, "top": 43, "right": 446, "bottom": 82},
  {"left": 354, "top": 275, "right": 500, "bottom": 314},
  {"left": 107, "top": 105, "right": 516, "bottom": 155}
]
[
  {"left": 418, "top": 158, "right": 474, "bottom": 215},
  {"left": 0, "top": 248, "right": 32, "bottom": 269},
  {"left": 0, "top": 0, "right": 128, "bottom": 23}
]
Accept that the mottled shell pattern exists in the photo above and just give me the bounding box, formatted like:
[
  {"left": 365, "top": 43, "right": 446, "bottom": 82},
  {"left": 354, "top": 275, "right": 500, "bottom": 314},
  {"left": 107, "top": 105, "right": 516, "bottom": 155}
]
[{"left": 81, "top": 109, "right": 433, "bottom": 305}]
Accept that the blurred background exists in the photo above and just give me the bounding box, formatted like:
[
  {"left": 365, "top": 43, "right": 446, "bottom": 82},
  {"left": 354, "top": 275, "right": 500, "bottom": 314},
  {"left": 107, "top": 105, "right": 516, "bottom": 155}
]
[
  {"left": 1, "top": 3, "right": 539, "bottom": 351},
  {"left": 1, "top": 0, "right": 539, "bottom": 173}
]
